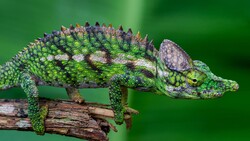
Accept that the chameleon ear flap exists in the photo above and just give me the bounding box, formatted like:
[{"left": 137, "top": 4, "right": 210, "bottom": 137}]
[{"left": 159, "top": 39, "right": 193, "bottom": 71}]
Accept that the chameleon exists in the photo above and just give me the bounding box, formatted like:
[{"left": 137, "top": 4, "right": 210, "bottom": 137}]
[{"left": 0, "top": 22, "right": 239, "bottom": 134}]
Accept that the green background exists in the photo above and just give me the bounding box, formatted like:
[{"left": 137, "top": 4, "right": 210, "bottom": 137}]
[{"left": 0, "top": 0, "right": 249, "bottom": 141}]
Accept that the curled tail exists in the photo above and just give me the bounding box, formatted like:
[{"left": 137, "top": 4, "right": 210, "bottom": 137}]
[{"left": 0, "top": 61, "right": 20, "bottom": 90}]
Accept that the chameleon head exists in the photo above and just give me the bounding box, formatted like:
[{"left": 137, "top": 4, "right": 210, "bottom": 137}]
[
  {"left": 182, "top": 60, "right": 239, "bottom": 99},
  {"left": 157, "top": 39, "right": 239, "bottom": 99}
]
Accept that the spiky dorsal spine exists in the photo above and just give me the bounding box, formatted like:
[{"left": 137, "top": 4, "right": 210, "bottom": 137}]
[{"left": 16, "top": 22, "right": 158, "bottom": 61}]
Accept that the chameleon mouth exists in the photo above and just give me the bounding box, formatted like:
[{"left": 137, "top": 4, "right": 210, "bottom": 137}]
[
  {"left": 213, "top": 92, "right": 223, "bottom": 97},
  {"left": 200, "top": 90, "right": 223, "bottom": 99}
]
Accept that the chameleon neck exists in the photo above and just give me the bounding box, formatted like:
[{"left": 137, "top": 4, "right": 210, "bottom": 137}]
[
  {"left": 0, "top": 61, "right": 20, "bottom": 90},
  {"left": 155, "top": 58, "right": 168, "bottom": 95},
  {"left": 155, "top": 57, "right": 187, "bottom": 97}
]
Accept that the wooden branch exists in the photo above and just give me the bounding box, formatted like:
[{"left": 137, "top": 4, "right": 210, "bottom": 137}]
[{"left": 0, "top": 99, "right": 134, "bottom": 141}]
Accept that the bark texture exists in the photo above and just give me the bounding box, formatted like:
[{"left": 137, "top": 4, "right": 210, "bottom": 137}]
[{"left": 0, "top": 99, "right": 133, "bottom": 141}]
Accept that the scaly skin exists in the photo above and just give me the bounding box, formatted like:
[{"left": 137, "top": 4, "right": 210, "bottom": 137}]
[{"left": 0, "top": 22, "right": 239, "bottom": 134}]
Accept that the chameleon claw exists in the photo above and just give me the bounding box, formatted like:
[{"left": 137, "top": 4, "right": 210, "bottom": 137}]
[
  {"left": 124, "top": 107, "right": 139, "bottom": 115},
  {"left": 73, "top": 97, "right": 85, "bottom": 104}
]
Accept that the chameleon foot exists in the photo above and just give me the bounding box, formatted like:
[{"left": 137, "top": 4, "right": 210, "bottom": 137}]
[
  {"left": 72, "top": 96, "right": 85, "bottom": 104},
  {"left": 124, "top": 107, "right": 139, "bottom": 115},
  {"left": 40, "top": 105, "right": 48, "bottom": 120},
  {"left": 114, "top": 109, "right": 125, "bottom": 125},
  {"left": 114, "top": 107, "right": 138, "bottom": 125},
  {"left": 66, "top": 88, "right": 84, "bottom": 104},
  {"left": 31, "top": 105, "right": 48, "bottom": 135}
]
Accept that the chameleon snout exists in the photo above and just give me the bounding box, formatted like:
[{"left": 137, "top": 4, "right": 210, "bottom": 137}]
[
  {"left": 231, "top": 81, "right": 239, "bottom": 92},
  {"left": 223, "top": 79, "right": 239, "bottom": 92}
]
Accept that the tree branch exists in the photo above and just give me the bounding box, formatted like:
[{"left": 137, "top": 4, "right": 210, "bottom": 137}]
[{"left": 0, "top": 99, "right": 133, "bottom": 141}]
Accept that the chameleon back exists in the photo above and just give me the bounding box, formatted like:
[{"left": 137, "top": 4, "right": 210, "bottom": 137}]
[{"left": 14, "top": 23, "right": 158, "bottom": 89}]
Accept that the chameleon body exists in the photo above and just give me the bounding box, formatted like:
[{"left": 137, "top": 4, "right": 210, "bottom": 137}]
[{"left": 0, "top": 22, "right": 239, "bottom": 134}]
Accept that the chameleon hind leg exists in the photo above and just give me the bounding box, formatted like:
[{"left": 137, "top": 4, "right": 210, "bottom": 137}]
[
  {"left": 20, "top": 73, "right": 48, "bottom": 135},
  {"left": 66, "top": 87, "right": 84, "bottom": 103},
  {"left": 109, "top": 74, "right": 153, "bottom": 125}
]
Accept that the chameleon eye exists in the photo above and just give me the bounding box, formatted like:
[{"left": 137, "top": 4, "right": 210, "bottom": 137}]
[
  {"left": 192, "top": 79, "right": 197, "bottom": 83},
  {"left": 186, "top": 70, "right": 207, "bottom": 87}
]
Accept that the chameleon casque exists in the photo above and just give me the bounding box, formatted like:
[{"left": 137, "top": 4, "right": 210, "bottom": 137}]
[{"left": 0, "top": 22, "right": 239, "bottom": 134}]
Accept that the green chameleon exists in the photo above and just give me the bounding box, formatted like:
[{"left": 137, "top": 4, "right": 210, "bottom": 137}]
[{"left": 0, "top": 22, "right": 239, "bottom": 134}]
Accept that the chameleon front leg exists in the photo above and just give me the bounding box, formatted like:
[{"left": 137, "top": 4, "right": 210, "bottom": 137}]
[
  {"left": 66, "top": 87, "right": 84, "bottom": 103},
  {"left": 109, "top": 74, "right": 153, "bottom": 124},
  {"left": 20, "top": 73, "right": 48, "bottom": 135},
  {"left": 121, "top": 86, "right": 139, "bottom": 114},
  {"left": 121, "top": 86, "right": 128, "bottom": 106}
]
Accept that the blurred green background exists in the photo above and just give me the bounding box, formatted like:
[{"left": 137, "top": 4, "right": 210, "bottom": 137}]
[{"left": 0, "top": 0, "right": 249, "bottom": 141}]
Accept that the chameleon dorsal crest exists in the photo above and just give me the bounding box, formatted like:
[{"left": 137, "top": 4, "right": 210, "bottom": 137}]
[{"left": 159, "top": 39, "right": 193, "bottom": 71}]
